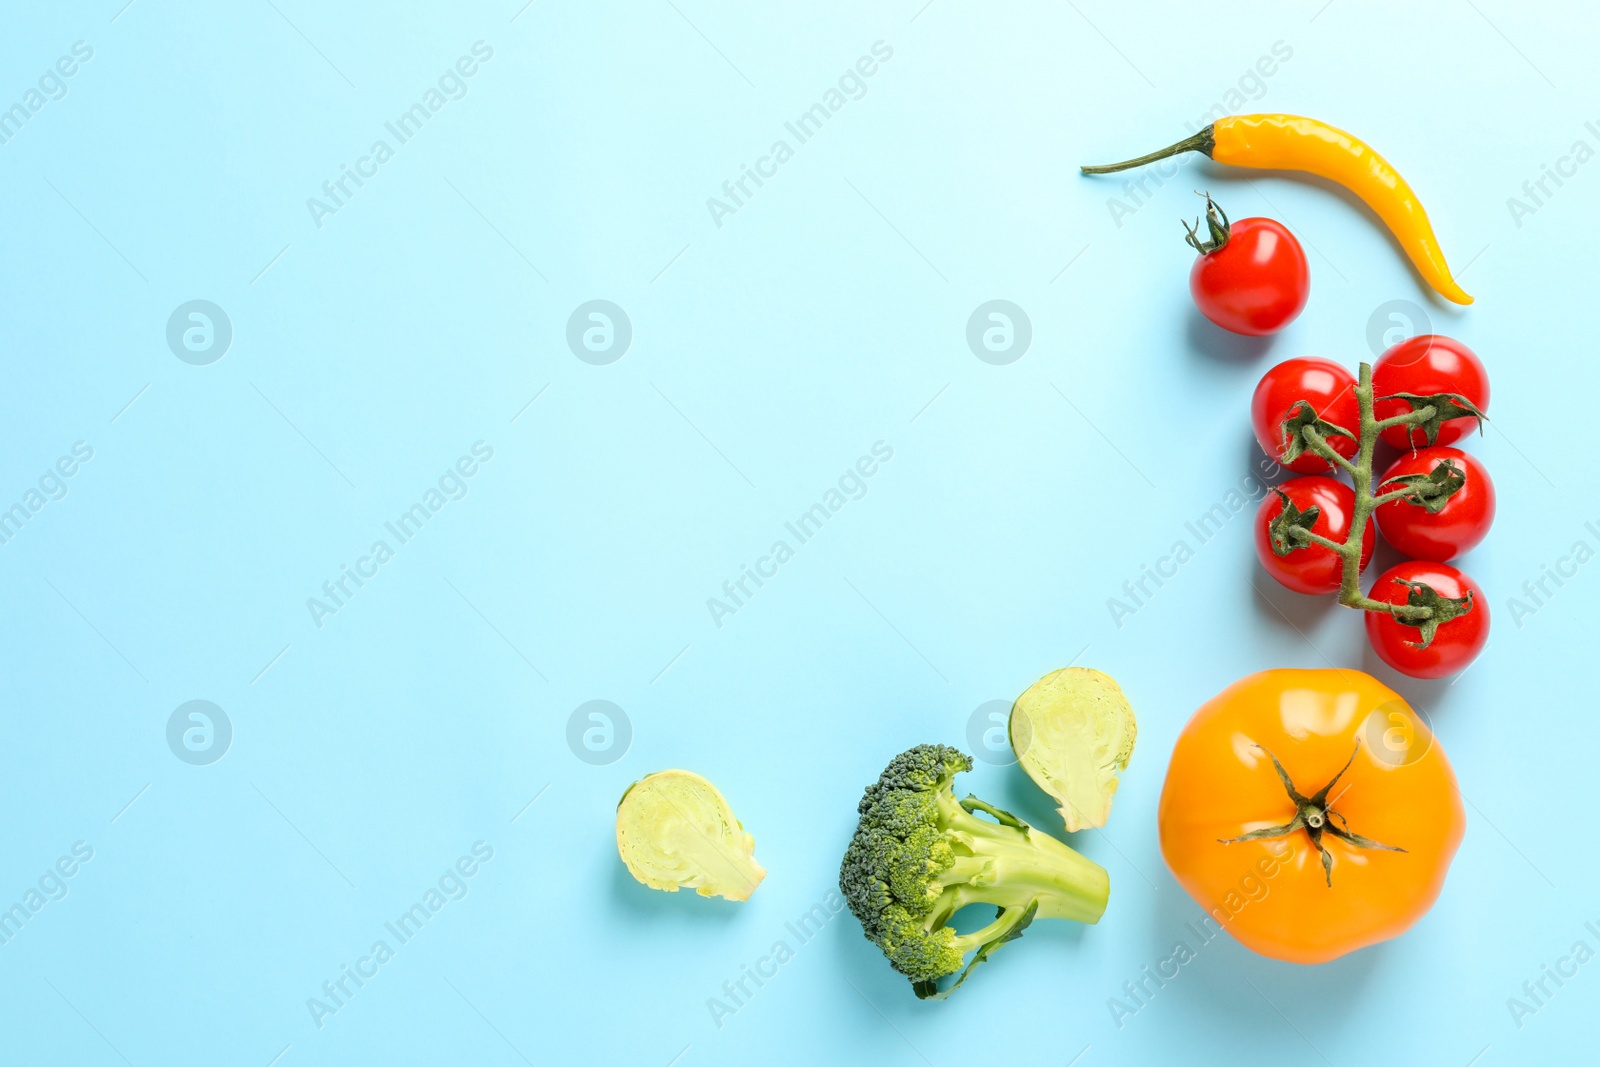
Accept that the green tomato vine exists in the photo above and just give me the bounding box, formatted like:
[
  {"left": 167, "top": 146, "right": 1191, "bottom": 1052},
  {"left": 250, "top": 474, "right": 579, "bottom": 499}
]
[{"left": 1266, "top": 361, "right": 1483, "bottom": 649}]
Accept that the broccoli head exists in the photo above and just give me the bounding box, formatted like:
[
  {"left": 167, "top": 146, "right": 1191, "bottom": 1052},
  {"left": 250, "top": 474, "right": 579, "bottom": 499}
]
[{"left": 839, "top": 744, "right": 1109, "bottom": 999}]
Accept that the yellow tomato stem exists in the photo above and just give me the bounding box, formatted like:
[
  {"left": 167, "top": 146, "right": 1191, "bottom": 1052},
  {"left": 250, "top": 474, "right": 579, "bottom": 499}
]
[{"left": 1218, "top": 743, "right": 1406, "bottom": 887}]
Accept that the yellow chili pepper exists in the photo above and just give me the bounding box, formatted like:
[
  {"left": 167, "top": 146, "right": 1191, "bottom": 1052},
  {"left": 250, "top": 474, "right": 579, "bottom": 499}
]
[{"left": 1082, "top": 114, "right": 1472, "bottom": 305}]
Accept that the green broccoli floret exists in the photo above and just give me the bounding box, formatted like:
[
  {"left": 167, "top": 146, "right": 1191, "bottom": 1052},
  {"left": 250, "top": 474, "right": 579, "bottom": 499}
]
[{"left": 839, "top": 744, "right": 1109, "bottom": 999}]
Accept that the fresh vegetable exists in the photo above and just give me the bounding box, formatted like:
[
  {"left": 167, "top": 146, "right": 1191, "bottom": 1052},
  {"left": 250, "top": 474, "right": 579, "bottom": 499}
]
[
  {"left": 1159, "top": 669, "right": 1465, "bottom": 964},
  {"left": 1009, "top": 667, "right": 1137, "bottom": 833},
  {"left": 1255, "top": 476, "right": 1374, "bottom": 595},
  {"left": 616, "top": 770, "right": 766, "bottom": 901},
  {"left": 1371, "top": 335, "right": 1490, "bottom": 449},
  {"left": 1364, "top": 562, "right": 1489, "bottom": 679},
  {"left": 1375, "top": 447, "right": 1495, "bottom": 561},
  {"left": 1250, "top": 357, "right": 1359, "bottom": 474},
  {"left": 1082, "top": 114, "right": 1473, "bottom": 304},
  {"left": 1184, "top": 193, "right": 1309, "bottom": 336},
  {"left": 1250, "top": 351, "right": 1489, "bottom": 677},
  {"left": 839, "top": 744, "right": 1108, "bottom": 999}
]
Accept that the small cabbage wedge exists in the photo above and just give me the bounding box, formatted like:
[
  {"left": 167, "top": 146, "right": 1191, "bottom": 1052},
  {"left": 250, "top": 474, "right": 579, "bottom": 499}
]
[
  {"left": 1009, "top": 668, "right": 1137, "bottom": 833},
  {"left": 616, "top": 770, "right": 766, "bottom": 901}
]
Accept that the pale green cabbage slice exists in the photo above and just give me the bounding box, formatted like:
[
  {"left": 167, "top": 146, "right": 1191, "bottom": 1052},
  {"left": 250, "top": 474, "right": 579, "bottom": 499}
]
[{"left": 1010, "top": 668, "right": 1137, "bottom": 833}]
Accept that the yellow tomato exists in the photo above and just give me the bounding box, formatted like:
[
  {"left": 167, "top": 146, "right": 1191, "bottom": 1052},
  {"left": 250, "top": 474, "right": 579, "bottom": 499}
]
[{"left": 1158, "top": 669, "right": 1465, "bottom": 964}]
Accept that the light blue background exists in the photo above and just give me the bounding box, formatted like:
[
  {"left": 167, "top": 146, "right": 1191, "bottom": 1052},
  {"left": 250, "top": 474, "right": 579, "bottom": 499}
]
[{"left": 1, "top": 1, "right": 1594, "bottom": 1064}]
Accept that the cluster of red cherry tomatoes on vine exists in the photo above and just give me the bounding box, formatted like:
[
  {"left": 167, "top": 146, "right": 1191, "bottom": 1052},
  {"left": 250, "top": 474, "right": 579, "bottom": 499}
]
[
  {"left": 1179, "top": 191, "right": 1493, "bottom": 679},
  {"left": 1249, "top": 337, "right": 1493, "bottom": 679}
]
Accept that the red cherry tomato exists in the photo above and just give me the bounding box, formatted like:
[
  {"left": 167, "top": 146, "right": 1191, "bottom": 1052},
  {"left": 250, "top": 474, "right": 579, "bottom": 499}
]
[
  {"left": 1254, "top": 476, "right": 1374, "bottom": 595},
  {"left": 1251, "top": 358, "right": 1360, "bottom": 474},
  {"left": 1371, "top": 336, "right": 1489, "bottom": 449},
  {"left": 1374, "top": 447, "right": 1495, "bottom": 562},
  {"left": 1364, "top": 562, "right": 1488, "bottom": 679},
  {"left": 1191, "top": 217, "right": 1310, "bottom": 336}
]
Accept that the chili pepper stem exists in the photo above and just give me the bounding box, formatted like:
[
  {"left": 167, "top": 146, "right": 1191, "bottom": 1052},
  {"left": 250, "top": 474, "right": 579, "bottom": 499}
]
[
  {"left": 1295, "top": 363, "right": 1436, "bottom": 621},
  {"left": 1079, "top": 126, "right": 1216, "bottom": 174}
]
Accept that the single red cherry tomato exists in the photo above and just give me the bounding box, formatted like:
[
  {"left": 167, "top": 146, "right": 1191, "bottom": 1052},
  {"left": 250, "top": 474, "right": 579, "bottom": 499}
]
[
  {"left": 1374, "top": 447, "right": 1495, "bottom": 562},
  {"left": 1364, "top": 561, "right": 1488, "bottom": 679},
  {"left": 1372, "top": 335, "right": 1489, "bottom": 449},
  {"left": 1255, "top": 476, "right": 1374, "bottom": 595},
  {"left": 1186, "top": 195, "right": 1309, "bottom": 336},
  {"left": 1251, "top": 358, "right": 1360, "bottom": 474}
]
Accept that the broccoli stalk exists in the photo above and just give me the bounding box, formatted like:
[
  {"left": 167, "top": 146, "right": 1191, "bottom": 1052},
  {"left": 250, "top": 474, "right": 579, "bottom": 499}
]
[{"left": 840, "top": 745, "right": 1109, "bottom": 999}]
